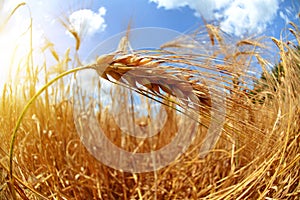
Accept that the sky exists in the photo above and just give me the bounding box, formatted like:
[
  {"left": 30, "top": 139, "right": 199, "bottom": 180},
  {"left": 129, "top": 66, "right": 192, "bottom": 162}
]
[{"left": 0, "top": 0, "right": 299, "bottom": 89}]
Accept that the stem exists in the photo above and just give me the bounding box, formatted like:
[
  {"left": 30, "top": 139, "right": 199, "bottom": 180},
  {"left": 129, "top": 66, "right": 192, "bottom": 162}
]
[{"left": 9, "top": 65, "right": 93, "bottom": 180}]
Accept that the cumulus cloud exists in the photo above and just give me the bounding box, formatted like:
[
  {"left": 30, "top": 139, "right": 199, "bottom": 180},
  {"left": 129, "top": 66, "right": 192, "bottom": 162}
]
[
  {"left": 149, "top": 0, "right": 280, "bottom": 37},
  {"left": 68, "top": 7, "right": 107, "bottom": 37},
  {"left": 149, "top": 0, "right": 216, "bottom": 19},
  {"left": 219, "top": 0, "right": 279, "bottom": 36}
]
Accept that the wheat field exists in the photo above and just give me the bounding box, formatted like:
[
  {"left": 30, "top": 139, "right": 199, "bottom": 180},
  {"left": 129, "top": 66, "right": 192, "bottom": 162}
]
[{"left": 0, "top": 5, "right": 299, "bottom": 200}]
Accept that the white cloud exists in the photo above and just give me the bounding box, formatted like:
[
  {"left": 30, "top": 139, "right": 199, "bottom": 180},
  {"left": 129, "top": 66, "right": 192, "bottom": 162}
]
[
  {"left": 68, "top": 7, "right": 107, "bottom": 37},
  {"left": 149, "top": 0, "right": 280, "bottom": 37},
  {"left": 149, "top": 0, "right": 216, "bottom": 19},
  {"left": 219, "top": 0, "right": 279, "bottom": 36}
]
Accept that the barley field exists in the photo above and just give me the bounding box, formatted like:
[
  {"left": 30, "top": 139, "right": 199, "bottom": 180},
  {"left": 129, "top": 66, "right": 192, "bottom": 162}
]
[{"left": 0, "top": 3, "right": 299, "bottom": 200}]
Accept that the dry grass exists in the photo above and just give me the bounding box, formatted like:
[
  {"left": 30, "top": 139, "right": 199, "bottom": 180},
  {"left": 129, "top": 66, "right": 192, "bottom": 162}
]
[{"left": 0, "top": 6, "right": 299, "bottom": 199}]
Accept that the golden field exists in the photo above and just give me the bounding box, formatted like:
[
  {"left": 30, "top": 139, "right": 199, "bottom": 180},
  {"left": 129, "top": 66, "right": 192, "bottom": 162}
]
[{"left": 0, "top": 4, "right": 299, "bottom": 199}]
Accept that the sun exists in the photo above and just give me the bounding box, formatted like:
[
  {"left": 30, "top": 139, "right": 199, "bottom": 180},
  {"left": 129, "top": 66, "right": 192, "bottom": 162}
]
[
  {"left": 0, "top": 1, "right": 44, "bottom": 89},
  {"left": 0, "top": 2, "right": 29, "bottom": 85}
]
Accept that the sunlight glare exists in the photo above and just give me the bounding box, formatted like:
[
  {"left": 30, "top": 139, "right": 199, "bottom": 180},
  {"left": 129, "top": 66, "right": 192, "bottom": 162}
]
[{"left": 0, "top": 1, "right": 44, "bottom": 89}]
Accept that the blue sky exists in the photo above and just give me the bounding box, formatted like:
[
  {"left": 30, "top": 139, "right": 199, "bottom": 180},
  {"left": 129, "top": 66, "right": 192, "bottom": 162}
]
[{"left": 0, "top": 0, "right": 299, "bottom": 88}]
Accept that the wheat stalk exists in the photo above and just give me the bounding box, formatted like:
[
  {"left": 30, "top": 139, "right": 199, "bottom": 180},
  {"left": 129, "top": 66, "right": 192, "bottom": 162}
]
[
  {"left": 93, "top": 40, "right": 215, "bottom": 113},
  {"left": 91, "top": 25, "right": 254, "bottom": 113}
]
